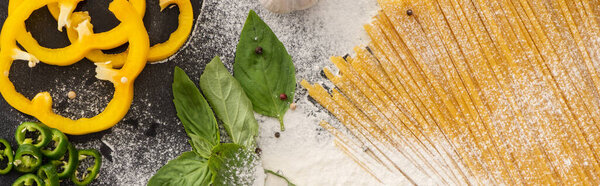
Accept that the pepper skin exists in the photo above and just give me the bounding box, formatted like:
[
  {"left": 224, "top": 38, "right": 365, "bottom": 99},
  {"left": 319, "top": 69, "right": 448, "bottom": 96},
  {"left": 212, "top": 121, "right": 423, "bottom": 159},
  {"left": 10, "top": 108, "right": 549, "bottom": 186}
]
[
  {"left": 5, "top": 0, "right": 144, "bottom": 66},
  {"left": 50, "top": 142, "right": 77, "bottom": 179},
  {"left": 42, "top": 0, "right": 191, "bottom": 67},
  {"left": 37, "top": 163, "right": 60, "bottom": 186},
  {"left": 14, "top": 122, "right": 51, "bottom": 149},
  {"left": 71, "top": 149, "right": 102, "bottom": 186},
  {"left": 0, "top": 138, "right": 13, "bottom": 174},
  {"left": 12, "top": 173, "right": 44, "bottom": 186},
  {"left": 13, "top": 144, "right": 43, "bottom": 173},
  {"left": 0, "top": 0, "right": 150, "bottom": 135},
  {"left": 40, "top": 128, "right": 68, "bottom": 160},
  {"left": 77, "top": 0, "right": 194, "bottom": 67}
]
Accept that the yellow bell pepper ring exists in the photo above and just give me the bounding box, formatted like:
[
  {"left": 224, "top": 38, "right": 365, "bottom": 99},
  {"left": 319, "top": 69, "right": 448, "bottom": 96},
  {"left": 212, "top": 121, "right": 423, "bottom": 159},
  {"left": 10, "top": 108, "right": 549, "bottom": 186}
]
[
  {"left": 7, "top": 0, "right": 145, "bottom": 66},
  {"left": 49, "top": 0, "right": 193, "bottom": 67},
  {"left": 9, "top": 0, "right": 83, "bottom": 31},
  {"left": 0, "top": 0, "right": 150, "bottom": 135}
]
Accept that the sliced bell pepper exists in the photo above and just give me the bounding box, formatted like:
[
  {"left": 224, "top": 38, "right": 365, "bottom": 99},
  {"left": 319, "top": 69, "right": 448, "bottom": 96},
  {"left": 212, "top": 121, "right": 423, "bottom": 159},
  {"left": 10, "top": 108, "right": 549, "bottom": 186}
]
[
  {"left": 47, "top": 0, "right": 147, "bottom": 19},
  {"left": 81, "top": 0, "right": 194, "bottom": 67},
  {"left": 37, "top": 163, "right": 60, "bottom": 186},
  {"left": 0, "top": 138, "right": 14, "bottom": 174},
  {"left": 13, "top": 144, "right": 43, "bottom": 173},
  {"left": 71, "top": 149, "right": 101, "bottom": 186},
  {"left": 41, "top": 128, "right": 69, "bottom": 159},
  {"left": 12, "top": 173, "right": 44, "bottom": 186},
  {"left": 15, "top": 122, "right": 51, "bottom": 149},
  {"left": 0, "top": 0, "right": 150, "bottom": 135},
  {"left": 6, "top": 0, "right": 142, "bottom": 66},
  {"left": 50, "top": 142, "right": 78, "bottom": 179},
  {"left": 44, "top": 0, "right": 192, "bottom": 67},
  {"left": 9, "top": 0, "right": 83, "bottom": 31}
]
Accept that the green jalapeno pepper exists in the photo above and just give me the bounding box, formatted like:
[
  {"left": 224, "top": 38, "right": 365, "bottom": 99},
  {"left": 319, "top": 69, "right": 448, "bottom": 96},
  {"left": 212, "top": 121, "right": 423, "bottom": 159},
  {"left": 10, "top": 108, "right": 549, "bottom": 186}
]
[
  {"left": 12, "top": 173, "right": 44, "bottom": 186},
  {"left": 37, "top": 163, "right": 60, "bottom": 186},
  {"left": 13, "top": 144, "right": 43, "bottom": 173},
  {"left": 15, "top": 122, "right": 51, "bottom": 149},
  {"left": 71, "top": 149, "right": 102, "bottom": 186},
  {"left": 40, "top": 128, "right": 68, "bottom": 159},
  {"left": 0, "top": 138, "right": 14, "bottom": 174},
  {"left": 50, "top": 142, "right": 78, "bottom": 179}
]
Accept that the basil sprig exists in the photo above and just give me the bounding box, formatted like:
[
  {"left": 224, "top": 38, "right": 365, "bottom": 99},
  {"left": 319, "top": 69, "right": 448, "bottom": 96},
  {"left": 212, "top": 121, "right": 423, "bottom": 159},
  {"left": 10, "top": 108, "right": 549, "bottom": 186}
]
[
  {"left": 148, "top": 57, "right": 258, "bottom": 186},
  {"left": 149, "top": 10, "right": 298, "bottom": 185},
  {"left": 234, "top": 10, "right": 297, "bottom": 131}
]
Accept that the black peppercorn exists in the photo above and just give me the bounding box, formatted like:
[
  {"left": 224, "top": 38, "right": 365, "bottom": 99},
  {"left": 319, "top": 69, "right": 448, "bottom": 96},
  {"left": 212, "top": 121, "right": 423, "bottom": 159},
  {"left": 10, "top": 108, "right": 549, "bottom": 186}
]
[
  {"left": 275, "top": 132, "right": 280, "bottom": 138},
  {"left": 407, "top": 9, "right": 413, "bottom": 16},
  {"left": 255, "top": 46, "right": 263, "bottom": 54},
  {"left": 255, "top": 147, "right": 262, "bottom": 155}
]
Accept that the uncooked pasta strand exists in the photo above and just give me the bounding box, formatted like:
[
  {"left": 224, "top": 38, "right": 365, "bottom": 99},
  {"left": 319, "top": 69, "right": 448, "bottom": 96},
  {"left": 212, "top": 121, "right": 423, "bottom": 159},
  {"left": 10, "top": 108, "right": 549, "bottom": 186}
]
[
  {"left": 354, "top": 47, "right": 472, "bottom": 184},
  {"left": 509, "top": 0, "right": 597, "bottom": 183},
  {"left": 323, "top": 65, "right": 440, "bottom": 180},
  {"left": 369, "top": 17, "right": 488, "bottom": 184},
  {"left": 302, "top": 81, "right": 419, "bottom": 183},
  {"left": 495, "top": 0, "right": 599, "bottom": 183},
  {"left": 346, "top": 55, "right": 463, "bottom": 184},
  {"left": 302, "top": 0, "right": 600, "bottom": 183},
  {"left": 379, "top": 1, "right": 506, "bottom": 184},
  {"left": 334, "top": 139, "right": 384, "bottom": 184},
  {"left": 415, "top": 0, "right": 519, "bottom": 183},
  {"left": 512, "top": 0, "right": 600, "bottom": 183},
  {"left": 301, "top": 81, "right": 413, "bottom": 178}
]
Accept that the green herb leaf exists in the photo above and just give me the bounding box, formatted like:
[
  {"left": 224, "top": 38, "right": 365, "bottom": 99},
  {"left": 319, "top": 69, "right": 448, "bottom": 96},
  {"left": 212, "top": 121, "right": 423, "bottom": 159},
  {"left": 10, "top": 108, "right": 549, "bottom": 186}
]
[
  {"left": 173, "top": 67, "right": 220, "bottom": 158},
  {"left": 200, "top": 56, "right": 259, "bottom": 149},
  {"left": 265, "top": 169, "right": 297, "bottom": 186},
  {"left": 208, "top": 143, "right": 257, "bottom": 186},
  {"left": 234, "top": 10, "right": 296, "bottom": 131},
  {"left": 147, "top": 152, "right": 213, "bottom": 186}
]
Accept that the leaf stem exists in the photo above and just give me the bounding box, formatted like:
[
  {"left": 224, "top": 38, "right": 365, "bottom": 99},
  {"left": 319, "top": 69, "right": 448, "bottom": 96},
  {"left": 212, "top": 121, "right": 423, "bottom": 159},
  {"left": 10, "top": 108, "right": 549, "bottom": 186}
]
[
  {"left": 264, "top": 169, "right": 296, "bottom": 186},
  {"left": 278, "top": 116, "right": 285, "bottom": 131}
]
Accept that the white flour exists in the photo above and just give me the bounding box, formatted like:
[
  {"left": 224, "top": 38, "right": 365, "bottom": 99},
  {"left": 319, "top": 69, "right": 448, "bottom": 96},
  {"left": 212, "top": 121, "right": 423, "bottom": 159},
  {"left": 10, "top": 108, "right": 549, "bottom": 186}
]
[{"left": 257, "top": 107, "right": 382, "bottom": 185}]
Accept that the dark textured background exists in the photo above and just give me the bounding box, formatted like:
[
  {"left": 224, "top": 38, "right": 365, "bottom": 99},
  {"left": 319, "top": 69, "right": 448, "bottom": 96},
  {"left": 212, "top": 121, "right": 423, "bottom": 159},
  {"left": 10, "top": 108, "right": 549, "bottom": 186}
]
[{"left": 0, "top": 0, "right": 204, "bottom": 185}]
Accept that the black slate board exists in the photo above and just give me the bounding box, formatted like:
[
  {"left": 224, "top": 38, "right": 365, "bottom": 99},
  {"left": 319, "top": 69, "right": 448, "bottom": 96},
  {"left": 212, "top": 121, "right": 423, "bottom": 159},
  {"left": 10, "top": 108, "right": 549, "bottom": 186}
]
[{"left": 0, "top": 0, "right": 204, "bottom": 185}]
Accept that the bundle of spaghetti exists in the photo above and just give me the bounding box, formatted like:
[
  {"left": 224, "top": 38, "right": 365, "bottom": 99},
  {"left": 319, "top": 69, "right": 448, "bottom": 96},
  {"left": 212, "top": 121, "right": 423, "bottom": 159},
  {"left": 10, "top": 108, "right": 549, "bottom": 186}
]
[{"left": 301, "top": 0, "right": 600, "bottom": 184}]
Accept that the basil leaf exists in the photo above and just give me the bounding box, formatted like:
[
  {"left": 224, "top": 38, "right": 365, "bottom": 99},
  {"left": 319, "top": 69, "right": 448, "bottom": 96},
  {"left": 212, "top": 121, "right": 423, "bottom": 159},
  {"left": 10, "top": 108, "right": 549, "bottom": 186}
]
[
  {"left": 208, "top": 143, "right": 257, "bottom": 186},
  {"left": 173, "top": 67, "right": 220, "bottom": 158},
  {"left": 233, "top": 10, "right": 296, "bottom": 131},
  {"left": 147, "top": 151, "right": 213, "bottom": 186},
  {"left": 200, "top": 56, "right": 259, "bottom": 148}
]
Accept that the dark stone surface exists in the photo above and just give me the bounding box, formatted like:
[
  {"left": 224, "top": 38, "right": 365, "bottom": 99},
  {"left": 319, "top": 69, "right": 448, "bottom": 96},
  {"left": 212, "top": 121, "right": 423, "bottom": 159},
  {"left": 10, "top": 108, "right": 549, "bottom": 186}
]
[{"left": 0, "top": 0, "right": 204, "bottom": 185}]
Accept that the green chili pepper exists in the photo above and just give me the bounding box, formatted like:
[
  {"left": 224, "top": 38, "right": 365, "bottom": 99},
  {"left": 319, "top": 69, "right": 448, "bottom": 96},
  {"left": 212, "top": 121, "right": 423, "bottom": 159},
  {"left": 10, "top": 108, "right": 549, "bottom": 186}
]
[
  {"left": 13, "top": 144, "right": 43, "bottom": 173},
  {"left": 40, "top": 128, "right": 68, "bottom": 159},
  {"left": 12, "top": 173, "right": 44, "bottom": 186},
  {"left": 71, "top": 149, "right": 102, "bottom": 186},
  {"left": 37, "top": 163, "right": 60, "bottom": 186},
  {"left": 50, "top": 142, "right": 78, "bottom": 179},
  {"left": 15, "top": 122, "right": 51, "bottom": 149},
  {"left": 0, "top": 138, "right": 14, "bottom": 174}
]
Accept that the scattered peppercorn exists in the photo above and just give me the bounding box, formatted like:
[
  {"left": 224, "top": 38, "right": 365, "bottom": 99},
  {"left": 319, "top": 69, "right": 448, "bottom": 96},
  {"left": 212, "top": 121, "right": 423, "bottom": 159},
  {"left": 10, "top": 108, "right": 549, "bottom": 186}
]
[
  {"left": 275, "top": 132, "right": 280, "bottom": 138},
  {"left": 255, "top": 46, "right": 263, "bottom": 54},
  {"left": 67, "top": 91, "right": 76, "bottom": 99},
  {"left": 279, "top": 93, "right": 288, "bottom": 100},
  {"left": 407, "top": 9, "right": 413, "bottom": 16},
  {"left": 255, "top": 147, "right": 262, "bottom": 155},
  {"left": 290, "top": 103, "right": 297, "bottom": 110}
]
